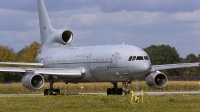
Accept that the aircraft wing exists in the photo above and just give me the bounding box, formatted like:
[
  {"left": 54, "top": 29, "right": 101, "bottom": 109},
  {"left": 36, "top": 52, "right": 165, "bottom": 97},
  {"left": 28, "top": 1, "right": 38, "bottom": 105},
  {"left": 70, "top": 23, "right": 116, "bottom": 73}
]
[
  {"left": 151, "top": 63, "right": 200, "bottom": 71},
  {"left": 0, "top": 62, "right": 43, "bottom": 67},
  {"left": 0, "top": 67, "right": 84, "bottom": 77}
]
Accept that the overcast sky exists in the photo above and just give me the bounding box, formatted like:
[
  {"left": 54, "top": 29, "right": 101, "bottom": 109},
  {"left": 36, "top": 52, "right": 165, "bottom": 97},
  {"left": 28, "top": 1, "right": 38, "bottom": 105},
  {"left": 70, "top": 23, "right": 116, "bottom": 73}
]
[{"left": 0, "top": 0, "right": 200, "bottom": 58}]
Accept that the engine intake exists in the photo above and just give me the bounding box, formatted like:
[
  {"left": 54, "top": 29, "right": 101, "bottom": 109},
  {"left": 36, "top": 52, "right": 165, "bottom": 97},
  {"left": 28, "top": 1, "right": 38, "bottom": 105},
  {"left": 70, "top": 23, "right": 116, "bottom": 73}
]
[
  {"left": 146, "top": 71, "right": 168, "bottom": 89},
  {"left": 22, "top": 73, "right": 45, "bottom": 90},
  {"left": 62, "top": 30, "right": 73, "bottom": 43},
  {"left": 52, "top": 29, "right": 74, "bottom": 45}
]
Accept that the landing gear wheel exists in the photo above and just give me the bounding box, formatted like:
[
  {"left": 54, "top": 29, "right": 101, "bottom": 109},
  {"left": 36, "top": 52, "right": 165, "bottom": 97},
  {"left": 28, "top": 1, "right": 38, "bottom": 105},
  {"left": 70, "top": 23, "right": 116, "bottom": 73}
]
[
  {"left": 43, "top": 89, "right": 60, "bottom": 95},
  {"left": 44, "top": 89, "right": 48, "bottom": 95},
  {"left": 106, "top": 82, "right": 124, "bottom": 95},
  {"left": 118, "top": 88, "right": 123, "bottom": 95},
  {"left": 107, "top": 88, "right": 111, "bottom": 95},
  {"left": 54, "top": 89, "right": 60, "bottom": 94}
]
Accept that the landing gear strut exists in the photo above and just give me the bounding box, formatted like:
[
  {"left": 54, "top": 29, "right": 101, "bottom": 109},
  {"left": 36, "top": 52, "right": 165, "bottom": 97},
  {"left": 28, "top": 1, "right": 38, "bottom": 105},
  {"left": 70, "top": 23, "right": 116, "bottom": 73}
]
[
  {"left": 122, "top": 81, "right": 130, "bottom": 95},
  {"left": 44, "top": 76, "right": 60, "bottom": 95},
  {"left": 107, "top": 82, "right": 123, "bottom": 95}
]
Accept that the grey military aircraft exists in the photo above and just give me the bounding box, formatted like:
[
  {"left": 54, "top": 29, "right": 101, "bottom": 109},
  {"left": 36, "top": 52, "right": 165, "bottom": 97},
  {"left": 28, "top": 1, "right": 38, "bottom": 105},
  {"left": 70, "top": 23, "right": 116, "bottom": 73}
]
[{"left": 0, "top": 0, "right": 199, "bottom": 95}]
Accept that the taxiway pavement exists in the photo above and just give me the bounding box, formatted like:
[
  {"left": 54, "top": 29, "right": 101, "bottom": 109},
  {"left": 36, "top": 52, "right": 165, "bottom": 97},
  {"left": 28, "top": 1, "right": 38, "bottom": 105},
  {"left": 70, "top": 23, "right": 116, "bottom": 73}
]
[{"left": 0, "top": 91, "right": 200, "bottom": 97}]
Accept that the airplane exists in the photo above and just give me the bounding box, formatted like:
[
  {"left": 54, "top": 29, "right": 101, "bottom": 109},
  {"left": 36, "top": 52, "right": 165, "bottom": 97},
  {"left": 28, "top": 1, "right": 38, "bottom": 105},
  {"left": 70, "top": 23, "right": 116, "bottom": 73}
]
[{"left": 0, "top": 0, "right": 199, "bottom": 95}]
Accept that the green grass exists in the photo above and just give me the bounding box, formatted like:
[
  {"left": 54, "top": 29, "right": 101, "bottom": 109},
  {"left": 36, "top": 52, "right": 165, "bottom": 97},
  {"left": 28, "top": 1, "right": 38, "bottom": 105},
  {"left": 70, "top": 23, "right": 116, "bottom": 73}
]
[
  {"left": 0, "top": 94, "right": 200, "bottom": 112},
  {"left": 0, "top": 81, "right": 200, "bottom": 111},
  {"left": 0, "top": 81, "right": 200, "bottom": 94}
]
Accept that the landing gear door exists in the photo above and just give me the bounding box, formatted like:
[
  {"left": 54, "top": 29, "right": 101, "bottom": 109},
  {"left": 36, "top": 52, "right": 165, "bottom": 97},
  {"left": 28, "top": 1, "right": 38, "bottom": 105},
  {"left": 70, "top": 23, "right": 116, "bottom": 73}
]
[{"left": 111, "top": 53, "right": 119, "bottom": 67}]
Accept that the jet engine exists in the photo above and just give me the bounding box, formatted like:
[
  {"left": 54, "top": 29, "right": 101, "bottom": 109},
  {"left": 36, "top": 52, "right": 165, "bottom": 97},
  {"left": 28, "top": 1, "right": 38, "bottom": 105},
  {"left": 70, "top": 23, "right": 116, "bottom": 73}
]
[
  {"left": 51, "top": 29, "right": 74, "bottom": 45},
  {"left": 21, "top": 73, "right": 45, "bottom": 90},
  {"left": 145, "top": 71, "right": 168, "bottom": 89}
]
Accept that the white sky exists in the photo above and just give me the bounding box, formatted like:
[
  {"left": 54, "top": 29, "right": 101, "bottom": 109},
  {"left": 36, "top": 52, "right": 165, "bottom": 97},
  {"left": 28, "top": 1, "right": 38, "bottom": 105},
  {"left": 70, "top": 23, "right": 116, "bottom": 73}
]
[{"left": 0, "top": 0, "right": 200, "bottom": 58}]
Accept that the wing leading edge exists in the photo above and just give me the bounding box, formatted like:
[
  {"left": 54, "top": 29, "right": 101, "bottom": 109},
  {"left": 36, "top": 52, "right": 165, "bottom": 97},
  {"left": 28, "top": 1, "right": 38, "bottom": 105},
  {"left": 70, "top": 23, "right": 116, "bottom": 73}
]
[
  {"left": 0, "top": 67, "right": 84, "bottom": 78},
  {"left": 151, "top": 63, "right": 200, "bottom": 71}
]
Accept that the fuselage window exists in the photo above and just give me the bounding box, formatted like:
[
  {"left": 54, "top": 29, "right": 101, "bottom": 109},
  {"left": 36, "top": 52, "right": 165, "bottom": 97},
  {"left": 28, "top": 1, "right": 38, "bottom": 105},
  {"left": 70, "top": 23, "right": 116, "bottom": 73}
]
[
  {"left": 128, "top": 56, "right": 133, "bottom": 61},
  {"left": 144, "top": 56, "right": 149, "bottom": 60},
  {"left": 136, "top": 56, "right": 144, "bottom": 60}
]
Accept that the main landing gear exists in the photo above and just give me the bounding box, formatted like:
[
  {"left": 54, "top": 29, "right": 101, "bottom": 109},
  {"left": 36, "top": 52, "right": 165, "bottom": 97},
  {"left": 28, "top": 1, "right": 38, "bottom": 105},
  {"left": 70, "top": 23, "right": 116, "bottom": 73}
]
[
  {"left": 44, "top": 76, "right": 60, "bottom": 95},
  {"left": 107, "top": 82, "right": 131, "bottom": 95},
  {"left": 107, "top": 82, "right": 123, "bottom": 95}
]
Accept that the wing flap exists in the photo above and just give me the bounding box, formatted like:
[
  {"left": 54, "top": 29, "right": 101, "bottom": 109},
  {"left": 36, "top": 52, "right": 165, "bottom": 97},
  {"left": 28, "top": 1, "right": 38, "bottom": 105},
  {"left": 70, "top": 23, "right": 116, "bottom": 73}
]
[
  {"left": 0, "top": 67, "right": 84, "bottom": 77},
  {"left": 151, "top": 63, "right": 200, "bottom": 71}
]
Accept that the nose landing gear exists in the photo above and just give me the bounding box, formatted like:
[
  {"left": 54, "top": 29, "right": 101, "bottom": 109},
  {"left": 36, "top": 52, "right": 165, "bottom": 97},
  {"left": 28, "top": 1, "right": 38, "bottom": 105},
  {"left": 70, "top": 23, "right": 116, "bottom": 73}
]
[{"left": 122, "top": 81, "right": 131, "bottom": 95}]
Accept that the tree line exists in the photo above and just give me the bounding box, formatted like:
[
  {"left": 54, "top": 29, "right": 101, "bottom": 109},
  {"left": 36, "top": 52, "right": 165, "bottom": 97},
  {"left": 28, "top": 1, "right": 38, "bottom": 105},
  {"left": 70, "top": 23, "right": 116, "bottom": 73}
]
[
  {"left": 0, "top": 42, "right": 40, "bottom": 83},
  {"left": 0, "top": 42, "right": 199, "bottom": 83},
  {"left": 144, "top": 45, "right": 200, "bottom": 76}
]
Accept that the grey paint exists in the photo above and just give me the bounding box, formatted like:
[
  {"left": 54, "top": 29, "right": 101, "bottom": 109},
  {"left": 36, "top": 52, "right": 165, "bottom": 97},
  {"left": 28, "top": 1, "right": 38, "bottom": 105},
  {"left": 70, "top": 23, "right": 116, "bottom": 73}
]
[{"left": 0, "top": 0, "right": 199, "bottom": 90}]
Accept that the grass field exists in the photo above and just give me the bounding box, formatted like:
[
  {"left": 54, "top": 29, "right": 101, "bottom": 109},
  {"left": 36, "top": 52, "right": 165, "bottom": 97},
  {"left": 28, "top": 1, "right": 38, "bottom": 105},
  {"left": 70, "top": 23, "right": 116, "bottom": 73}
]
[
  {"left": 0, "top": 81, "right": 200, "bottom": 111},
  {"left": 0, "top": 94, "right": 200, "bottom": 112},
  {"left": 0, "top": 81, "right": 200, "bottom": 94}
]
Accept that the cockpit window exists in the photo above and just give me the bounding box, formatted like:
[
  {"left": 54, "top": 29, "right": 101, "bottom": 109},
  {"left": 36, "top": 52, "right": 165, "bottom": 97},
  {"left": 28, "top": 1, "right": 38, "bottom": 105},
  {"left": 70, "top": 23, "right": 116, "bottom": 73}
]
[
  {"left": 144, "top": 56, "right": 149, "bottom": 60},
  {"left": 136, "top": 56, "right": 143, "bottom": 60},
  {"left": 132, "top": 56, "right": 136, "bottom": 61},
  {"left": 128, "top": 56, "right": 133, "bottom": 61},
  {"left": 128, "top": 56, "right": 149, "bottom": 61}
]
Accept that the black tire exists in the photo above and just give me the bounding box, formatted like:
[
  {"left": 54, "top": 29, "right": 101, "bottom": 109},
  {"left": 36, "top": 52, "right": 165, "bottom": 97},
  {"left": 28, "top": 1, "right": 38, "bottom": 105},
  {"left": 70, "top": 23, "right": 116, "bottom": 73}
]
[
  {"left": 48, "top": 89, "right": 54, "bottom": 95},
  {"left": 118, "top": 88, "right": 123, "bottom": 95},
  {"left": 44, "top": 89, "right": 49, "bottom": 95},
  {"left": 54, "top": 89, "right": 60, "bottom": 94},
  {"left": 107, "top": 88, "right": 111, "bottom": 95}
]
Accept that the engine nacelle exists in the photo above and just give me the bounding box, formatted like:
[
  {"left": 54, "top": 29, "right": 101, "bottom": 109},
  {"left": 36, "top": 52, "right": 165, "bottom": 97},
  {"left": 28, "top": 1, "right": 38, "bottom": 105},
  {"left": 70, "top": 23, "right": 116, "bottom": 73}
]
[
  {"left": 21, "top": 73, "right": 45, "bottom": 90},
  {"left": 52, "top": 29, "right": 74, "bottom": 45},
  {"left": 145, "top": 71, "right": 168, "bottom": 89}
]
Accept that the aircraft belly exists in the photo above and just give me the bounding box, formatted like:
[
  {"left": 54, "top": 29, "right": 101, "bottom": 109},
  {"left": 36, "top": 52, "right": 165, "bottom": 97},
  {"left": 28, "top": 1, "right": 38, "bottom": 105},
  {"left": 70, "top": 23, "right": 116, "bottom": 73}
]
[
  {"left": 90, "top": 67, "right": 130, "bottom": 82},
  {"left": 45, "top": 64, "right": 136, "bottom": 82}
]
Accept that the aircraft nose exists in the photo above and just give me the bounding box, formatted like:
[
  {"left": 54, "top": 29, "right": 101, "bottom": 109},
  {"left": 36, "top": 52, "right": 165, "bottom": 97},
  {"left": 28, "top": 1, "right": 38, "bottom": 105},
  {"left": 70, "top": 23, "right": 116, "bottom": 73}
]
[{"left": 141, "top": 61, "right": 151, "bottom": 72}]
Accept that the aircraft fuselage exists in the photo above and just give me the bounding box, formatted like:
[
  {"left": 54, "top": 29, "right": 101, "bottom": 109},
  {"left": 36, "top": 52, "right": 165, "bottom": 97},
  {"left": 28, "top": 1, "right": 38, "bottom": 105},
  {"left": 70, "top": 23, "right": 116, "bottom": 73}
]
[{"left": 36, "top": 44, "right": 151, "bottom": 82}]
